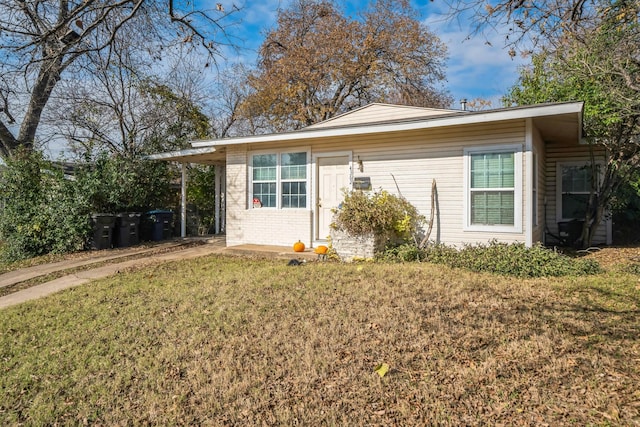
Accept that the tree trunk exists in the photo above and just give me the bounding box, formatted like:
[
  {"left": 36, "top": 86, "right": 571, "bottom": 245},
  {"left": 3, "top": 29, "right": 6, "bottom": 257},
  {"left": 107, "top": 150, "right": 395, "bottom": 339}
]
[
  {"left": 0, "top": 122, "right": 18, "bottom": 159},
  {"left": 0, "top": 56, "right": 64, "bottom": 159}
]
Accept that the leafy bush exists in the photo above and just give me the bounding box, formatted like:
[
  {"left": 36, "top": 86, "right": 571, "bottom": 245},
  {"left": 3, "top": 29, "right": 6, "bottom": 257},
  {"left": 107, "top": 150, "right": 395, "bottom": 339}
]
[
  {"left": 0, "top": 150, "right": 175, "bottom": 261},
  {"left": 0, "top": 150, "right": 92, "bottom": 261},
  {"left": 380, "top": 241, "right": 601, "bottom": 277},
  {"left": 331, "top": 190, "right": 424, "bottom": 242},
  {"left": 378, "top": 243, "right": 428, "bottom": 262},
  {"left": 79, "top": 153, "right": 174, "bottom": 213},
  {"left": 621, "top": 263, "right": 640, "bottom": 275}
]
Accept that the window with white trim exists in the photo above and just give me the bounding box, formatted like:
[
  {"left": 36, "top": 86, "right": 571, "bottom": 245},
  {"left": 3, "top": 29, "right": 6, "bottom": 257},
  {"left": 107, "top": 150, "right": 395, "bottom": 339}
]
[
  {"left": 252, "top": 154, "right": 277, "bottom": 207},
  {"left": 559, "top": 164, "right": 596, "bottom": 220},
  {"left": 464, "top": 145, "right": 522, "bottom": 232},
  {"left": 281, "top": 152, "right": 307, "bottom": 208},
  {"left": 250, "top": 151, "right": 308, "bottom": 209},
  {"left": 470, "top": 152, "right": 515, "bottom": 225}
]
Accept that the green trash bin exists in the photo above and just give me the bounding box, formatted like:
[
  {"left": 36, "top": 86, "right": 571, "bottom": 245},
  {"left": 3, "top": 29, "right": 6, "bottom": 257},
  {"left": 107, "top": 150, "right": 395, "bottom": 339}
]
[{"left": 90, "top": 214, "right": 116, "bottom": 250}]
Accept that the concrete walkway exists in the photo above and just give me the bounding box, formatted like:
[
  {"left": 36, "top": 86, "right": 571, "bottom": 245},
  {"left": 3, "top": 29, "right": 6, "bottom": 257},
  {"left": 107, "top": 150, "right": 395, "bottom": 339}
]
[
  {"left": 0, "top": 241, "right": 193, "bottom": 290},
  {"left": 0, "top": 237, "right": 226, "bottom": 310},
  {"left": 0, "top": 237, "right": 320, "bottom": 310}
]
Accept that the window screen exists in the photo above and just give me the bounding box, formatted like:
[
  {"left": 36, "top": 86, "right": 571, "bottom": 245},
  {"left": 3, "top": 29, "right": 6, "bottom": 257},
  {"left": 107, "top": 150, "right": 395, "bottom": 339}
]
[
  {"left": 252, "top": 154, "right": 277, "bottom": 207},
  {"left": 281, "top": 152, "right": 307, "bottom": 208},
  {"left": 251, "top": 152, "right": 308, "bottom": 209},
  {"left": 470, "top": 152, "right": 515, "bottom": 225}
]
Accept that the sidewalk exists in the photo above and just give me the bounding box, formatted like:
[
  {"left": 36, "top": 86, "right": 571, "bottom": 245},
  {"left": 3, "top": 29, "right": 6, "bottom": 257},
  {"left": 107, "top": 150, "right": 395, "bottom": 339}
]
[
  {"left": 0, "top": 241, "right": 192, "bottom": 290},
  {"left": 0, "top": 237, "right": 322, "bottom": 310},
  {"left": 0, "top": 237, "right": 226, "bottom": 310}
]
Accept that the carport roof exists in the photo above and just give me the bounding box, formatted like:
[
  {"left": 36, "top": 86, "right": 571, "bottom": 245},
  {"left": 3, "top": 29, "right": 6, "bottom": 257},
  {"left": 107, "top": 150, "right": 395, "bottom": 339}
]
[{"left": 145, "top": 146, "right": 223, "bottom": 164}]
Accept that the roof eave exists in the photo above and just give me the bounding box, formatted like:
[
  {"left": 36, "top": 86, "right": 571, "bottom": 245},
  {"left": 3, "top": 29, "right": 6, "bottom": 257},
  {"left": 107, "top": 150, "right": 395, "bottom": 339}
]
[{"left": 192, "top": 102, "right": 585, "bottom": 148}]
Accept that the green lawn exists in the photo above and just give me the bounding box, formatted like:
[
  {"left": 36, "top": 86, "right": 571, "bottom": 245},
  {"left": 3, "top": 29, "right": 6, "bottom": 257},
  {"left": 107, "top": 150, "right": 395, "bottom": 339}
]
[{"left": 1, "top": 255, "right": 638, "bottom": 425}]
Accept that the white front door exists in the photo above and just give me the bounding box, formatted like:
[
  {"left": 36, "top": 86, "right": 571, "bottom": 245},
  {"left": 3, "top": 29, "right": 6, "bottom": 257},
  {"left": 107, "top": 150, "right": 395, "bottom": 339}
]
[{"left": 317, "top": 156, "right": 350, "bottom": 240}]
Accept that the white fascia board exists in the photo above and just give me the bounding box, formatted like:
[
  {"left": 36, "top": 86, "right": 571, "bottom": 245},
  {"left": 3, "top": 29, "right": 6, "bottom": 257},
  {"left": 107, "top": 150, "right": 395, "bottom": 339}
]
[
  {"left": 192, "top": 102, "right": 584, "bottom": 148},
  {"left": 146, "top": 146, "right": 216, "bottom": 161}
]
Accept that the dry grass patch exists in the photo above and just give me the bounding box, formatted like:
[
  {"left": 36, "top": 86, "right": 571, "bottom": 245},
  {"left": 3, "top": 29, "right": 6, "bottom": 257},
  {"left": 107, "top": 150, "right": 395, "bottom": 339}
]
[
  {"left": 582, "top": 246, "right": 640, "bottom": 273},
  {"left": 1, "top": 256, "right": 639, "bottom": 425}
]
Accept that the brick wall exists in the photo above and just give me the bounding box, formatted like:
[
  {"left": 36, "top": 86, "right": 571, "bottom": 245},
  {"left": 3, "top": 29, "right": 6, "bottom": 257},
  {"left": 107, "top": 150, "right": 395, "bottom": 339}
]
[
  {"left": 225, "top": 145, "right": 313, "bottom": 247},
  {"left": 227, "top": 209, "right": 313, "bottom": 247}
]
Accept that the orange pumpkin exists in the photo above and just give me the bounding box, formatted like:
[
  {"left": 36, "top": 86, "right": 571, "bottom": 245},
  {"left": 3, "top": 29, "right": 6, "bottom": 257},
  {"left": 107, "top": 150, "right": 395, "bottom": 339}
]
[
  {"left": 293, "top": 240, "right": 305, "bottom": 252},
  {"left": 314, "top": 245, "right": 328, "bottom": 254}
]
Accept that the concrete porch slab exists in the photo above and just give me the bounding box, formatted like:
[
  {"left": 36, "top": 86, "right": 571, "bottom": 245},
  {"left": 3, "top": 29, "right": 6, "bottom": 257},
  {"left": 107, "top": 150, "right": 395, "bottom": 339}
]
[{"left": 223, "top": 244, "right": 320, "bottom": 261}]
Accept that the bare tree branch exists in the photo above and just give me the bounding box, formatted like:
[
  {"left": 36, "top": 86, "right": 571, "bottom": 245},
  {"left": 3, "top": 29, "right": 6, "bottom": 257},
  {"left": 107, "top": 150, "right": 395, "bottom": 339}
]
[{"left": 0, "top": 0, "right": 241, "bottom": 159}]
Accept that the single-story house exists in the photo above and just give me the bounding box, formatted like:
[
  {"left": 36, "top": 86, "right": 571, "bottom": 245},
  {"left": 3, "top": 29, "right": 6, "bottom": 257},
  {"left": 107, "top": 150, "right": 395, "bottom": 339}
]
[{"left": 149, "top": 102, "right": 611, "bottom": 248}]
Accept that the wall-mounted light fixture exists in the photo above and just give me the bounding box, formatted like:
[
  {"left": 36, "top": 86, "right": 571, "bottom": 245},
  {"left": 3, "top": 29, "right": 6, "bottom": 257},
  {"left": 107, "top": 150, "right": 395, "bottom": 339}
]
[{"left": 357, "top": 156, "right": 363, "bottom": 172}]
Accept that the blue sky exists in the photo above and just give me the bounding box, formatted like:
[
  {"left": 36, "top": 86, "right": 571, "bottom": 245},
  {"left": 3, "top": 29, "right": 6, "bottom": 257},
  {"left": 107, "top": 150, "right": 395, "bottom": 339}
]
[
  {"left": 218, "top": 0, "right": 529, "bottom": 108},
  {"left": 34, "top": 0, "right": 528, "bottom": 158}
]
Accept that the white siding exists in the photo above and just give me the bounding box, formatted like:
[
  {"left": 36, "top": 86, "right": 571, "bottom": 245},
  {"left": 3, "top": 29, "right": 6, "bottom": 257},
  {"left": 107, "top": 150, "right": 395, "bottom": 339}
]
[
  {"left": 345, "top": 122, "right": 527, "bottom": 246},
  {"left": 307, "top": 103, "right": 459, "bottom": 129},
  {"left": 225, "top": 120, "right": 534, "bottom": 247}
]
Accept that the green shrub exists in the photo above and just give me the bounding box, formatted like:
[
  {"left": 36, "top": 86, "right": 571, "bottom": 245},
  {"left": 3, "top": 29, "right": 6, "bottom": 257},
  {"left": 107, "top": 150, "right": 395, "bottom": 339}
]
[
  {"left": 380, "top": 241, "right": 601, "bottom": 277},
  {"left": 0, "top": 150, "right": 175, "bottom": 262},
  {"left": 378, "top": 243, "right": 427, "bottom": 262},
  {"left": 0, "top": 150, "right": 91, "bottom": 261},
  {"left": 186, "top": 164, "right": 216, "bottom": 234},
  {"left": 331, "top": 190, "right": 424, "bottom": 242},
  {"left": 621, "top": 263, "right": 640, "bottom": 275},
  {"left": 80, "top": 153, "right": 173, "bottom": 213}
]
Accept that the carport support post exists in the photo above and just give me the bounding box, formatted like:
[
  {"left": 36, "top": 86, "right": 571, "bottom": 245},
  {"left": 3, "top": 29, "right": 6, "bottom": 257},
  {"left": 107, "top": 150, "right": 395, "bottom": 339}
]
[
  {"left": 214, "top": 164, "right": 221, "bottom": 234},
  {"left": 181, "top": 162, "right": 187, "bottom": 238}
]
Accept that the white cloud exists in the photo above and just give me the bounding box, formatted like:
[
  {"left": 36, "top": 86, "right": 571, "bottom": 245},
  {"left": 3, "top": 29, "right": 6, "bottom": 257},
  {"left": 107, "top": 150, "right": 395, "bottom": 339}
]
[{"left": 222, "top": 0, "right": 288, "bottom": 61}]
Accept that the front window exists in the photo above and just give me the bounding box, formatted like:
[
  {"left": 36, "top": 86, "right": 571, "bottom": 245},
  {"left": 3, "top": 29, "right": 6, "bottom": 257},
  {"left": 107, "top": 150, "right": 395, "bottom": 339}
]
[
  {"left": 464, "top": 145, "right": 522, "bottom": 232},
  {"left": 470, "top": 152, "right": 515, "bottom": 225},
  {"left": 252, "top": 154, "right": 277, "bottom": 208},
  {"left": 281, "top": 152, "right": 307, "bottom": 208},
  {"left": 251, "top": 151, "right": 308, "bottom": 209}
]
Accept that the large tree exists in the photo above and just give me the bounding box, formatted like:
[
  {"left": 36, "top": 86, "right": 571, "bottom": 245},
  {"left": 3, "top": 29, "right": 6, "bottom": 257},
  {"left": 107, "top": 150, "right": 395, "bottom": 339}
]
[
  {"left": 47, "top": 46, "right": 211, "bottom": 158},
  {"left": 0, "top": 0, "right": 238, "bottom": 160},
  {"left": 449, "top": 0, "right": 639, "bottom": 101},
  {"left": 449, "top": 0, "right": 639, "bottom": 102},
  {"left": 243, "top": 0, "right": 451, "bottom": 131},
  {"left": 208, "top": 64, "right": 260, "bottom": 138},
  {"left": 499, "top": 1, "right": 640, "bottom": 246},
  {"left": 448, "top": 0, "right": 601, "bottom": 48}
]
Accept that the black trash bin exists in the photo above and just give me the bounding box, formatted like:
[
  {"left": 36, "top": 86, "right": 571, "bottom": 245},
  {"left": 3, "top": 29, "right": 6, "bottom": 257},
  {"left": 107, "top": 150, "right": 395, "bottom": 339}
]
[
  {"left": 90, "top": 213, "right": 116, "bottom": 250},
  {"left": 115, "top": 212, "right": 141, "bottom": 248},
  {"left": 558, "top": 219, "right": 584, "bottom": 246},
  {"left": 143, "top": 210, "right": 173, "bottom": 241}
]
